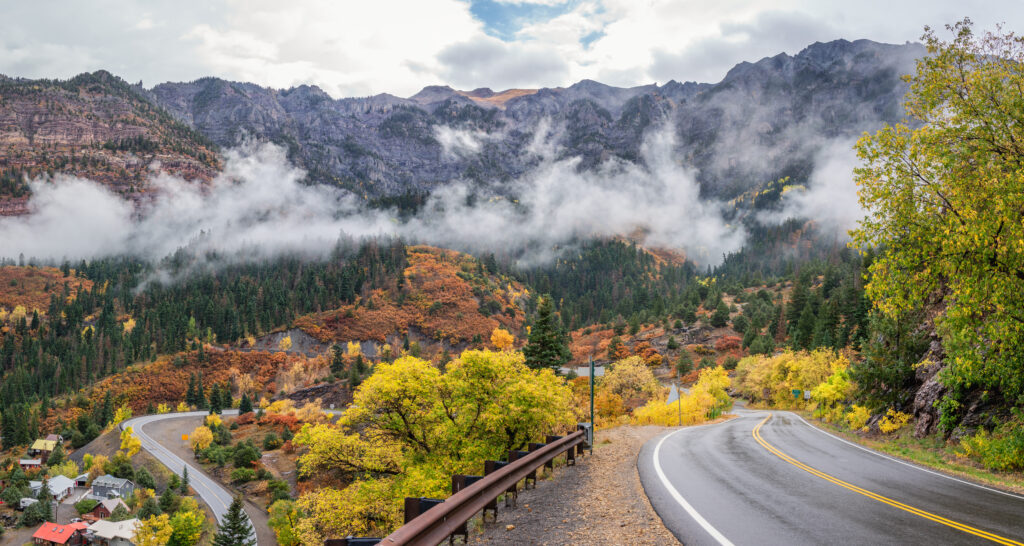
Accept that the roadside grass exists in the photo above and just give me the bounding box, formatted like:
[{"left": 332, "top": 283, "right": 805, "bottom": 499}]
[{"left": 804, "top": 415, "right": 1024, "bottom": 495}]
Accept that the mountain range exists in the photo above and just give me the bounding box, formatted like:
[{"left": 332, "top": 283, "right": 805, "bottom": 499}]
[{"left": 0, "top": 38, "right": 926, "bottom": 214}]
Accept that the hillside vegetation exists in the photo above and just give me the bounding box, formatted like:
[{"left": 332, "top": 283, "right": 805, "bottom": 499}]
[{"left": 0, "top": 71, "right": 219, "bottom": 213}]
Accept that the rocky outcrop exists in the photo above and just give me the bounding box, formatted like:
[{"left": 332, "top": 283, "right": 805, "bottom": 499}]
[{"left": 0, "top": 70, "right": 219, "bottom": 213}]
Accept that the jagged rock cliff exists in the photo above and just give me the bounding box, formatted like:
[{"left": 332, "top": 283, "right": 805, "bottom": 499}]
[{"left": 145, "top": 39, "right": 925, "bottom": 198}]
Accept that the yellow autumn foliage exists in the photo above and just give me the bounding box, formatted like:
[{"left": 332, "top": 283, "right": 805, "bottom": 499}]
[
  {"left": 490, "top": 327, "right": 515, "bottom": 351},
  {"left": 190, "top": 426, "right": 213, "bottom": 452},
  {"left": 134, "top": 515, "right": 173, "bottom": 546},
  {"left": 293, "top": 350, "right": 573, "bottom": 541},
  {"left": 733, "top": 349, "right": 851, "bottom": 409},
  {"left": 120, "top": 427, "right": 141, "bottom": 458},
  {"left": 845, "top": 405, "right": 871, "bottom": 431},
  {"left": 632, "top": 367, "right": 732, "bottom": 426},
  {"left": 878, "top": 409, "right": 912, "bottom": 434},
  {"left": 346, "top": 341, "right": 361, "bottom": 356}
]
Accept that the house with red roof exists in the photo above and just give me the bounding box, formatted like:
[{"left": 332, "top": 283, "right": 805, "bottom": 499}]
[{"left": 31, "top": 521, "right": 89, "bottom": 546}]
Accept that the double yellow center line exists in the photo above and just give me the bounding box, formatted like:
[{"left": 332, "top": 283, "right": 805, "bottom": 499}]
[{"left": 752, "top": 414, "right": 1023, "bottom": 546}]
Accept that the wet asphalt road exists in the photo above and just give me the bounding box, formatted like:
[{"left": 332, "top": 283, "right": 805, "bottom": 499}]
[
  {"left": 121, "top": 410, "right": 262, "bottom": 543},
  {"left": 638, "top": 408, "right": 1024, "bottom": 546}
]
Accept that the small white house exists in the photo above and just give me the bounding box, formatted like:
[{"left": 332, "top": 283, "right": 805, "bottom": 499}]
[
  {"left": 29, "top": 475, "right": 75, "bottom": 502},
  {"left": 87, "top": 518, "right": 139, "bottom": 546}
]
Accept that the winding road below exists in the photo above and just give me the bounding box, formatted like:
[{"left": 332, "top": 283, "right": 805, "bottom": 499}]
[
  {"left": 639, "top": 408, "right": 1024, "bottom": 546},
  {"left": 121, "top": 410, "right": 268, "bottom": 544}
]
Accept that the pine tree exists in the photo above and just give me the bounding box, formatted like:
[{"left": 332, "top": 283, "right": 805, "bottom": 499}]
[
  {"left": 159, "top": 487, "right": 178, "bottom": 513},
  {"left": 238, "top": 393, "right": 253, "bottom": 415},
  {"left": 523, "top": 295, "right": 570, "bottom": 371},
  {"left": 212, "top": 496, "right": 255, "bottom": 546},
  {"left": 675, "top": 351, "right": 693, "bottom": 377},
  {"left": 185, "top": 374, "right": 197, "bottom": 406},
  {"left": 209, "top": 384, "right": 223, "bottom": 415},
  {"left": 180, "top": 467, "right": 190, "bottom": 495},
  {"left": 196, "top": 373, "right": 206, "bottom": 409},
  {"left": 330, "top": 344, "right": 345, "bottom": 375},
  {"left": 710, "top": 301, "right": 730, "bottom": 328}
]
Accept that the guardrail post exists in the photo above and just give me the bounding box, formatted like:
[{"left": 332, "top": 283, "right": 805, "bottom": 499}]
[
  {"left": 546, "top": 435, "right": 569, "bottom": 466},
  {"left": 484, "top": 459, "right": 517, "bottom": 513},
  {"left": 450, "top": 475, "right": 483, "bottom": 544},
  {"left": 530, "top": 442, "right": 555, "bottom": 471},
  {"left": 508, "top": 450, "right": 534, "bottom": 489},
  {"left": 404, "top": 497, "right": 444, "bottom": 525}
]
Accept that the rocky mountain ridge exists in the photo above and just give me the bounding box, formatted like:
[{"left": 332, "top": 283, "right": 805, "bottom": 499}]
[
  {"left": 0, "top": 70, "right": 219, "bottom": 214},
  {"left": 0, "top": 38, "right": 926, "bottom": 209},
  {"left": 144, "top": 38, "right": 924, "bottom": 199}
]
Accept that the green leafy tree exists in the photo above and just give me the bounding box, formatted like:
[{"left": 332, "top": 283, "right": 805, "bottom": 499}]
[
  {"left": 136, "top": 467, "right": 155, "bottom": 489},
  {"left": 523, "top": 295, "right": 570, "bottom": 371},
  {"left": 46, "top": 443, "right": 65, "bottom": 466},
  {"left": 852, "top": 20, "right": 1024, "bottom": 421},
  {"left": 109, "top": 504, "right": 132, "bottom": 522},
  {"left": 212, "top": 497, "right": 255, "bottom": 546},
  {"left": 268, "top": 500, "right": 303, "bottom": 546},
  {"left": 137, "top": 497, "right": 163, "bottom": 519}
]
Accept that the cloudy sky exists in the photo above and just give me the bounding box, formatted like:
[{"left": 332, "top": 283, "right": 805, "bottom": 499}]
[{"left": 0, "top": 0, "right": 1017, "bottom": 98}]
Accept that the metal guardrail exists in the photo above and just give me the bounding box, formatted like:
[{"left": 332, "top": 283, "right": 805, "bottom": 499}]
[{"left": 333, "top": 428, "right": 586, "bottom": 546}]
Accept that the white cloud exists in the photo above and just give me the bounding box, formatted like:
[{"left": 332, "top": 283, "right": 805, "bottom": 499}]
[
  {"left": 759, "top": 139, "right": 865, "bottom": 235},
  {"left": 0, "top": 130, "right": 746, "bottom": 268},
  {"left": 0, "top": 1, "right": 1020, "bottom": 96}
]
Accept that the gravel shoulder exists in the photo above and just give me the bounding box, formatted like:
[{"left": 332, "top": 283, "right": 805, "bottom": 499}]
[{"left": 475, "top": 425, "right": 680, "bottom": 545}]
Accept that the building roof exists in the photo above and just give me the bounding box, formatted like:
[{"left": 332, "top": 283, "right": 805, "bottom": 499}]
[
  {"left": 88, "top": 518, "right": 139, "bottom": 540},
  {"left": 45, "top": 434, "right": 62, "bottom": 441},
  {"left": 93, "top": 474, "right": 133, "bottom": 489},
  {"left": 30, "top": 475, "right": 75, "bottom": 493},
  {"left": 31, "top": 439, "right": 57, "bottom": 452},
  {"left": 19, "top": 458, "right": 42, "bottom": 465},
  {"left": 95, "top": 498, "right": 128, "bottom": 514},
  {"left": 32, "top": 521, "right": 89, "bottom": 544}
]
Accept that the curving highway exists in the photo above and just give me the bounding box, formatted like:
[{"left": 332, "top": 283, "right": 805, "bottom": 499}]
[
  {"left": 638, "top": 408, "right": 1024, "bottom": 546},
  {"left": 121, "top": 410, "right": 259, "bottom": 542}
]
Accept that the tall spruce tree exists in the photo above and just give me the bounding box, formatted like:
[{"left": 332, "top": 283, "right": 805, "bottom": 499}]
[
  {"left": 238, "top": 393, "right": 253, "bottom": 415},
  {"left": 523, "top": 295, "right": 570, "bottom": 371},
  {"left": 213, "top": 497, "right": 255, "bottom": 546}
]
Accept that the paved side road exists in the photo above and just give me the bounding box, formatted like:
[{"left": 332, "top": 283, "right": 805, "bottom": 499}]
[
  {"left": 639, "top": 408, "right": 1024, "bottom": 546},
  {"left": 121, "top": 411, "right": 262, "bottom": 544}
]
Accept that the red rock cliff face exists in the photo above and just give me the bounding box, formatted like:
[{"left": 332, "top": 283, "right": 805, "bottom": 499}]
[{"left": 0, "top": 71, "right": 220, "bottom": 216}]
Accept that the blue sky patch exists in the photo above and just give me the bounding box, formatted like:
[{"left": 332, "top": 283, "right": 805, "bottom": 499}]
[{"left": 468, "top": 0, "right": 582, "bottom": 41}]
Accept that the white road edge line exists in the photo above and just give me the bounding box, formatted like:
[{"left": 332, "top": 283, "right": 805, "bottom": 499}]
[
  {"left": 653, "top": 426, "right": 736, "bottom": 546},
  {"left": 792, "top": 413, "right": 1024, "bottom": 501}
]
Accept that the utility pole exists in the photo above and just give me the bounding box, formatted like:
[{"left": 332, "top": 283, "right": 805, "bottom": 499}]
[{"left": 589, "top": 355, "right": 595, "bottom": 455}]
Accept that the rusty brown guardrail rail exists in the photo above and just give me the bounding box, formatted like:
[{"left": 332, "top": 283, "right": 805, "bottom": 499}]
[{"left": 325, "top": 427, "right": 588, "bottom": 546}]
